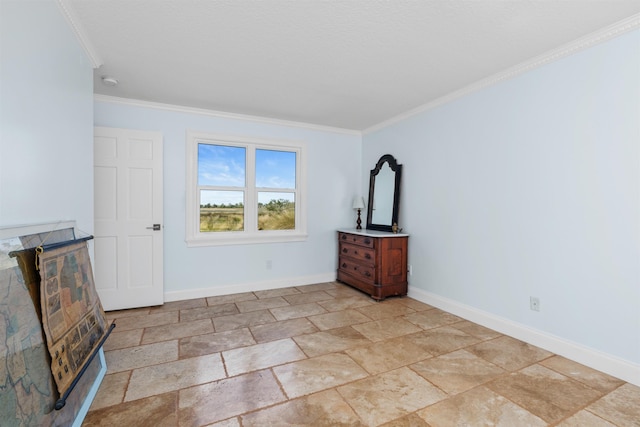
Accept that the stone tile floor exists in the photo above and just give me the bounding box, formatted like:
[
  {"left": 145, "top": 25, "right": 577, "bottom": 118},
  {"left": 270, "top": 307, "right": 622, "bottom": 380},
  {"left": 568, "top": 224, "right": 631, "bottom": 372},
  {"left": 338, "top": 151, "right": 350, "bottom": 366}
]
[{"left": 83, "top": 282, "right": 640, "bottom": 426}]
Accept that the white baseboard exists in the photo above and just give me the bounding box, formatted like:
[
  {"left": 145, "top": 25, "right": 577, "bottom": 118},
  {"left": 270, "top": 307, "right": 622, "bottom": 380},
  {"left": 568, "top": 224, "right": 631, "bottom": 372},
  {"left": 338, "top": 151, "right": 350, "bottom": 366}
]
[
  {"left": 408, "top": 287, "right": 640, "bottom": 387},
  {"left": 164, "top": 272, "right": 337, "bottom": 302}
]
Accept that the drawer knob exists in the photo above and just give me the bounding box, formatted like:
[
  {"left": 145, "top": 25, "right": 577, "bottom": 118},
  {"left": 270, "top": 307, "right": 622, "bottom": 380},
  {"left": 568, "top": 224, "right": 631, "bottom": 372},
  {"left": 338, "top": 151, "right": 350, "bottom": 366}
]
[
  {"left": 342, "top": 248, "right": 347, "bottom": 253},
  {"left": 364, "top": 271, "right": 371, "bottom": 277},
  {"left": 364, "top": 238, "right": 371, "bottom": 245},
  {"left": 365, "top": 253, "right": 371, "bottom": 259},
  {"left": 341, "top": 235, "right": 346, "bottom": 240},
  {"left": 341, "top": 263, "right": 347, "bottom": 268}
]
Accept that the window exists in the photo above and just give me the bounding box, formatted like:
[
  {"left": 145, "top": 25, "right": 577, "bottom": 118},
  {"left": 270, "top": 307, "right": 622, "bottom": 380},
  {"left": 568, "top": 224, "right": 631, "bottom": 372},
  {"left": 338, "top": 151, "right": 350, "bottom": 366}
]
[{"left": 186, "top": 131, "right": 307, "bottom": 246}]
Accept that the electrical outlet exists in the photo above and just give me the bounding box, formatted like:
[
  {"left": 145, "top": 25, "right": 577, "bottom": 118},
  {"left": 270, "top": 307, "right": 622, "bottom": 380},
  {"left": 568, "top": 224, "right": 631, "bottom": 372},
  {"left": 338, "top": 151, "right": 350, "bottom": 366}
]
[
  {"left": 530, "top": 296, "right": 540, "bottom": 312},
  {"left": 408, "top": 265, "right": 413, "bottom": 276}
]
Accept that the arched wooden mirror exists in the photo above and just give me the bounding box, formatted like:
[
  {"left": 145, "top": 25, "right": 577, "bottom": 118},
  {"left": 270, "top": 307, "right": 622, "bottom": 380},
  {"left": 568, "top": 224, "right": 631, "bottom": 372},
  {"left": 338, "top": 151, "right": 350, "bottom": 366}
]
[{"left": 366, "top": 154, "right": 402, "bottom": 232}]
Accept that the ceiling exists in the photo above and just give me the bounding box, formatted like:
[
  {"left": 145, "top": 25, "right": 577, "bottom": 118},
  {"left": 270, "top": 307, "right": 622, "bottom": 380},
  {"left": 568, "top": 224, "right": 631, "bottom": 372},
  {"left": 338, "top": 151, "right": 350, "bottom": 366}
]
[{"left": 66, "top": 1, "right": 640, "bottom": 131}]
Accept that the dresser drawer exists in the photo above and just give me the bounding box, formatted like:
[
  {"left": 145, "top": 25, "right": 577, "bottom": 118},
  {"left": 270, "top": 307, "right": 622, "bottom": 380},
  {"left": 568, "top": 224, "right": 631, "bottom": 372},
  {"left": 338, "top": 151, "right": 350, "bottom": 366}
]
[
  {"left": 339, "top": 257, "right": 375, "bottom": 283},
  {"left": 339, "top": 242, "right": 375, "bottom": 265},
  {"left": 338, "top": 232, "right": 374, "bottom": 248}
]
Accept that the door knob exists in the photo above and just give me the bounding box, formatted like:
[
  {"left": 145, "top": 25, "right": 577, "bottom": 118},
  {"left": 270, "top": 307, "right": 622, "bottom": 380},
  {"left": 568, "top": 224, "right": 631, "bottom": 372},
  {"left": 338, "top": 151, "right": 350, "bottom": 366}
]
[{"left": 146, "top": 224, "right": 161, "bottom": 231}]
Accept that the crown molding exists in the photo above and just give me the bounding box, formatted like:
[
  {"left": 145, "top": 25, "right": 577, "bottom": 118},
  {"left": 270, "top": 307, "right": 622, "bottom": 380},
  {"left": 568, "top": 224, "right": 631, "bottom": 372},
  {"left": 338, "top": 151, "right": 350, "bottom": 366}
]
[
  {"left": 94, "top": 94, "right": 362, "bottom": 136},
  {"left": 364, "top": 13, "right": 640, "bottom": 135},
  {"left": 55, "top": 0, "right": 102, "bottom": 68}
]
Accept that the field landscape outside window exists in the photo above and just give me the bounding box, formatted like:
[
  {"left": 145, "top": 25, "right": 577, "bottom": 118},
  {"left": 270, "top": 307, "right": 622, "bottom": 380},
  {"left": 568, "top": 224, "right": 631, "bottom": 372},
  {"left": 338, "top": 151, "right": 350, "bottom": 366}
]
[{"left": 198, "top": 144, "right": 296, "bottom": 232}]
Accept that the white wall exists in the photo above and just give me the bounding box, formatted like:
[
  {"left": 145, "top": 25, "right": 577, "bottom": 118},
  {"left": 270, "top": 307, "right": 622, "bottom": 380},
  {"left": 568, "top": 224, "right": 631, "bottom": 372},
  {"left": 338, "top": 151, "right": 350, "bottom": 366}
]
[
  {"left": 94, "top": 100, "right": 361, "bottom": 299},
  {"left": 363, "top": 30, "right": 640, "bottom": 376},
  {"left": 0, "top": 0, "right": 94, "bottom": 234}
]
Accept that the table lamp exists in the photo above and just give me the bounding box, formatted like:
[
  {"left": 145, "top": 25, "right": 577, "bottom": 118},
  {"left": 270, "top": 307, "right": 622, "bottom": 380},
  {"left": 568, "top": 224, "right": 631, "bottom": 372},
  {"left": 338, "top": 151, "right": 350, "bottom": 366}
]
[{"left": 352, "top": 197, "right": 365, "bottom": 229}]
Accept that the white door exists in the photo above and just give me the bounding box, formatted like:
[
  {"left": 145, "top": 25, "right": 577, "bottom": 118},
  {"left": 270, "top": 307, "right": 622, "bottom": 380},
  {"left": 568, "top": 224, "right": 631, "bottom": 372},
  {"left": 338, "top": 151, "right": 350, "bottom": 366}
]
[{"left": 93, "top": 127, "right": 163, "bottom": 310}]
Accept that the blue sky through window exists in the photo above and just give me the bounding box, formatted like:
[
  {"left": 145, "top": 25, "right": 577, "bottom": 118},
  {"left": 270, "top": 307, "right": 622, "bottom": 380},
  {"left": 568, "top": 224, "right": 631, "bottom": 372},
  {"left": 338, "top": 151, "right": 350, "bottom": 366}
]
[
  {"left": 198, "top": 144, "right": 296, "bottom": 206},
  {"left": 258, "top": 192, "right": 295, "bottom": 203},
  {"left": 256, "top": 149, "right": 296, "bottom": 189},
  {"left": 200, "top": 190, "right": 244, "bottom": 206},
  {"left": 198, "top": 144, "right": 246, "bottom": 187}
]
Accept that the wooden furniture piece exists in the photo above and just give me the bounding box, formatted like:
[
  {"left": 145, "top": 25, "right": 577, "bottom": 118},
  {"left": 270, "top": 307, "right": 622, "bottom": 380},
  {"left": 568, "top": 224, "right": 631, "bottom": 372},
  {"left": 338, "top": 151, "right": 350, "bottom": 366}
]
[{"left": 337, "top": 229, "right": 408, "bottom": 300}]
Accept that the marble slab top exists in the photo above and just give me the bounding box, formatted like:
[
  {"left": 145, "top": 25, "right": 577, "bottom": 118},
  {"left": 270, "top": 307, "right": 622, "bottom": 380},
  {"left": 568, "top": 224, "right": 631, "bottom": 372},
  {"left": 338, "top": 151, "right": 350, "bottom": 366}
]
[{"left": 337, "top": 228, "right": 409, "bottom": 238}]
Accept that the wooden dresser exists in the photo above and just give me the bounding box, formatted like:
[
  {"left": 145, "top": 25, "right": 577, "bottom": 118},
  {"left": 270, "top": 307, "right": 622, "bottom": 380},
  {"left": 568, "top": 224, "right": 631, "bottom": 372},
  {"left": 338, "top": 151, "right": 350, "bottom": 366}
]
[{"left": 336, "top": 229, "right": 408, "bottom": 300}]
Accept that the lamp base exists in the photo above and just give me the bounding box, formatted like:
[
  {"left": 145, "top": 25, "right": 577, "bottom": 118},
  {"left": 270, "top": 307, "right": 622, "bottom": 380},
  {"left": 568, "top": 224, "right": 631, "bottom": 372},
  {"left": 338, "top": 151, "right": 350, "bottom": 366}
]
[{"left": 356, "top": 209, "right": 362, "bottom": 230}]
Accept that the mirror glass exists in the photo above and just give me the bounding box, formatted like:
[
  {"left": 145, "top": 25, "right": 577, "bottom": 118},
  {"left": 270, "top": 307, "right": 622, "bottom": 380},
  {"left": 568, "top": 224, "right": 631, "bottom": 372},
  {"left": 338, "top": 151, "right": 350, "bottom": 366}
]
[
  {"left": 366, "top": 154, "right": 402, "bottom": 232},
  {"left": 371, "top": 162, "right": 394, "bottom": 225}
]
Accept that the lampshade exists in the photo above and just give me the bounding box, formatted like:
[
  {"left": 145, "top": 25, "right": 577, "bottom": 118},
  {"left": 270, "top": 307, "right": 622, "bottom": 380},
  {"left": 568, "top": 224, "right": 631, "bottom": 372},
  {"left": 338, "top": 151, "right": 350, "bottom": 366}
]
[{"left": 352, "top": 197, "right": 365, "bottom": 210}]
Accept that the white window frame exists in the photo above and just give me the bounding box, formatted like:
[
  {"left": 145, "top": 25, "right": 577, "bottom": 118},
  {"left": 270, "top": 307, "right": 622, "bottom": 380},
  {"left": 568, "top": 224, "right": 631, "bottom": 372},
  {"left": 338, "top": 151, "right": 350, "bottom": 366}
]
[{"left": 186, "top": 131, "right": 307, "bottom": 247}]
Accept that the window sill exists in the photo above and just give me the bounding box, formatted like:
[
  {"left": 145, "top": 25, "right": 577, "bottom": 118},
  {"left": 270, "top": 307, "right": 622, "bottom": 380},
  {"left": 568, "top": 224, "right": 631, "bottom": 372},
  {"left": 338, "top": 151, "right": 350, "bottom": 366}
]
[{"left": 185, "top": 231, "right": 308, "bottom": 247}]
